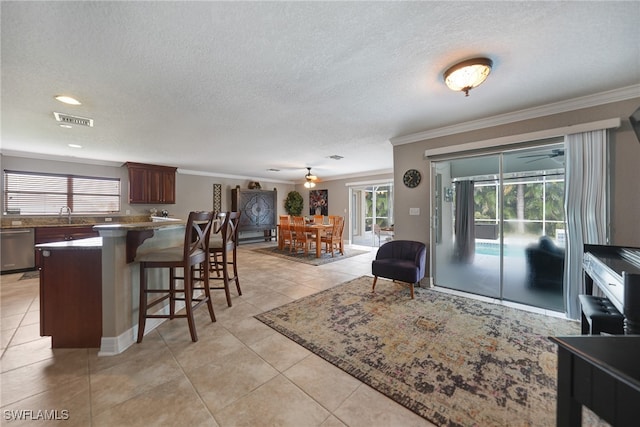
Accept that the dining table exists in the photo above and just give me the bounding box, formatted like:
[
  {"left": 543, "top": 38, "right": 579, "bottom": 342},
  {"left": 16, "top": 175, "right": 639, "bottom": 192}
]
[{"left": 277, "top": 222, "right": 333, "bottom": 258}]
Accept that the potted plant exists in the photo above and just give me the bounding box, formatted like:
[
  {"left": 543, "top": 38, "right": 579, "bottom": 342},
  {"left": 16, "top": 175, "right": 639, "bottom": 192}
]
[{"left": 284, "top": 191, "right": 303, "bottom": 216}]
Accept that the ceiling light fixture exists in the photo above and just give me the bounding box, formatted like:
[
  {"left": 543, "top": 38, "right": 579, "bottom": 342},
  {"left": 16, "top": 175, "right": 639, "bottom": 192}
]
[
  {"left": 55, "top": 95, "right": 82, "bottom": 105},
  {"left": 443, "top": 57, "right": 493, "bottom": 96},
  {"left": 68, "top": 144, "right": 82, "bottom": 148},
  {"left": 304, "top": 167, "right": 317, "bottom": 188}
]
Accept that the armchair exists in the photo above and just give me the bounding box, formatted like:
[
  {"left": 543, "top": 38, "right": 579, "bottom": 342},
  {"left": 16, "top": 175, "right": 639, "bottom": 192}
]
[
  {"left": 371, "top": 240, "right": 427, "bottom": 299},
  {"left": 524, "top": 236, "right": 565, "bottom": 289}
]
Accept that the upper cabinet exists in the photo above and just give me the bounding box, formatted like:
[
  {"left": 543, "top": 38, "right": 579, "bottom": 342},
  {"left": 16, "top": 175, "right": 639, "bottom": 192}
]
[{"left": 125, "top": 162, "right": 177, "bottom": 204}]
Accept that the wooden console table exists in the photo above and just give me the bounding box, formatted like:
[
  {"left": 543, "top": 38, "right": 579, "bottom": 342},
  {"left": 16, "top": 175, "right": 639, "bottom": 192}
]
[{"left": 550, "top": 335, "right": 640, "bottom": 427}]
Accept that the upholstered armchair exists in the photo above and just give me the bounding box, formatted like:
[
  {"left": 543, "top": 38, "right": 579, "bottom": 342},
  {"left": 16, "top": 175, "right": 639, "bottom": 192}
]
[
  {"left": 524, "top": 236, "right": 565, "bottom": 289},
  {"left": 371, "top": 240, "right": 427, "bottom": 299}
]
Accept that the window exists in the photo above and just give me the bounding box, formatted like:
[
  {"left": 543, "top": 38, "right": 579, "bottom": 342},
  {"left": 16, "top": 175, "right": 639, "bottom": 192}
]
[{"left": 4, "top": 170, "right": 120, "bottom": 215}]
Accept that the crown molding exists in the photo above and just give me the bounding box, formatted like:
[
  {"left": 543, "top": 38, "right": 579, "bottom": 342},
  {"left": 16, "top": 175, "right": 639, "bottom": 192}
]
[
  {"left": 177, "top": 168, "right": 294, "bottom": 184},
  {"left": 391, "top": 84, "right": 640, "bottom": 146}
]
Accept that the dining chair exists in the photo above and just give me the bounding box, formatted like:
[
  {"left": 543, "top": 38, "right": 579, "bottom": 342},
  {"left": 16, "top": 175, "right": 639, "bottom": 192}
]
[
  {"left": 313, "top": 214, "right": 324, "bottom": 224},
  {"left": 136, "top": 211, "right": 216, "bottom": 343},
  {"left": 322, "top": 215, "right": 345, "bottom": 257},
  {"left": 279, "top": 215, "right": 294, "bottom": 252},
  {"left": 292, "top": 216, "right": 313, "bottom": 256},
  {"left": 206, "top": 211, "right": 242, "bottom": 307}
]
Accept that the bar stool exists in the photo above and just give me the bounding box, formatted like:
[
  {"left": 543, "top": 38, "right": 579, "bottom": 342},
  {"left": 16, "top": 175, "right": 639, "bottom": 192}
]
[
  {"left": 208, "top": 211, "right": 242, "bottom": 307},
  {"left": 136, "top": 211, "right": 216, "bottom": 343}
]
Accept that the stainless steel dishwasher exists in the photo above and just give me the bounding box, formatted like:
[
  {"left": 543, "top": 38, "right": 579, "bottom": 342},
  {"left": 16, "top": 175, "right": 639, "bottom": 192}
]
[{"left": 1, "top": 228, "right": 35, "bottom": 273}]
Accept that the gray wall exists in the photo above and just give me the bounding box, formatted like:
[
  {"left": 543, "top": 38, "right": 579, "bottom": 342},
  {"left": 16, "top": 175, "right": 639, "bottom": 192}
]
[
  {"left": 0, "top": 155, "right": 296, "bottom": 220},
  {"left": 392, "top": 98, "right": 640, "bottom": 252}
]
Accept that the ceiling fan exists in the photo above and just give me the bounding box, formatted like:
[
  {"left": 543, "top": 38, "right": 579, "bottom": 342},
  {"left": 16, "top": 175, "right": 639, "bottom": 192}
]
[
  {"left": 304, "top": 167, "right": 318, "bottom": 188},
  {"left": 519, "top": 148, "right": 565, "bottom": 163}
]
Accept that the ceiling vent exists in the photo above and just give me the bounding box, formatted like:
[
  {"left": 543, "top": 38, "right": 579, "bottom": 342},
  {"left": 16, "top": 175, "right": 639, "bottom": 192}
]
[{"left": 53, "top": 112, "right": 94, "bottom": 127}]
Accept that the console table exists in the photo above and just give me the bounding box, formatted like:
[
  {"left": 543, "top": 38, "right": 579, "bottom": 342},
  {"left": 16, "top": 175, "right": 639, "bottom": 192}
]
[{"left": 550, "top": 335, "right": 640, "bottom": 427}]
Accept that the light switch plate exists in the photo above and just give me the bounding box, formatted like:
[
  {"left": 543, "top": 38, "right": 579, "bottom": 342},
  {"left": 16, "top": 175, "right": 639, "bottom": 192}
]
[{"left": 409, "top": 208, "right": 420, "bottom": 215}]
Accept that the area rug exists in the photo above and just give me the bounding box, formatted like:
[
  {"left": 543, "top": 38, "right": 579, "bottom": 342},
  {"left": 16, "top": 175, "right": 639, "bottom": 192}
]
[
  {"left": 252, "top": 246, "right": 369, "bottom": 266},
  {"left": 255, "top": 276, "right": 582, "bottom": 427}
]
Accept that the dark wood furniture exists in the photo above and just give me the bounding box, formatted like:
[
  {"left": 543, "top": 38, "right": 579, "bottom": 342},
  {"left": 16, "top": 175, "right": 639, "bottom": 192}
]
[
  {"left": 38, "top": 239, "right": 102, "bottom": 348},
  {"left": 550, "top": 336, "right": 640, "bottom": 427},
  {"left": 125, "top": 162, "right": 177, "bottom": 204},
  {"left": 205, "top": 211, "right": 242, "bottom": 307},
  {"left": 583, "top": 244, "right": 640, "bottom": 334},
  {"left": 231, "top": 187, "right": 277, "bottom": 243},
  {"left": 135, "top": 211, "right": 216, "bottom": 343},
  {"left": 34, "top": 225, "right": 99, "bottom": 268}
]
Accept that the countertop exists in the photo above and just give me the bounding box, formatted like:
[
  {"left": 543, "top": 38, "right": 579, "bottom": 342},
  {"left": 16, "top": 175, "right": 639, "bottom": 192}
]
[
  {"left": 1, "top": 216, "right": 185, "bottom": 230},
  {"left": 93, "top": 220, "right": 186, "bottom": 232},
  {"left": 0, "top": 215, "right": 152, "bottom": 229},
  {"left": 36, "top": 237, "right": 103, "bottom": 249}
]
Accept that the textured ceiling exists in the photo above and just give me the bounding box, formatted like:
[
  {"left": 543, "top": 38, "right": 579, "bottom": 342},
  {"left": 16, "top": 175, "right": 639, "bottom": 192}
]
[{"left": 1, "top": 1, "right": 639, "bottom": 183}]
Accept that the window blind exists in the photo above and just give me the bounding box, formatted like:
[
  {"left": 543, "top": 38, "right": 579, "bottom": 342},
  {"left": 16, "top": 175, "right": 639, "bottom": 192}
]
[{"left": 4, "top": 170, "right": 121, "bottom": 214}]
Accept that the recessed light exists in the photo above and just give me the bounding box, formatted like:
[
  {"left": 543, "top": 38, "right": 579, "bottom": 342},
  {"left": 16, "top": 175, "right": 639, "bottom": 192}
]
[
  {"left": 68, "top": 144, "right": 82, "bottom": 148},
  {"left": 55, "top": 95, "right": 82, "bottom": 105},
  {"left": 59, "top": 124, "right": 73, "bottom": 129}
]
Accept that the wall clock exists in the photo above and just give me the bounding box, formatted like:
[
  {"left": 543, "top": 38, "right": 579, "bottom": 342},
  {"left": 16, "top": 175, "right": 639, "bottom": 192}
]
[{"left": 403, "top": 169, "right": 422, "bottom": 188}]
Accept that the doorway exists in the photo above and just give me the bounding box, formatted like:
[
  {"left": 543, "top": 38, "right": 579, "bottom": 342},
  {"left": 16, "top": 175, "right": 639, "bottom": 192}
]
[
  {"left": 431, "top": 142, "right": 566, "bottom": 312},
  {"left": 349, "top": 182, "right": 394, "bottom": 247}
]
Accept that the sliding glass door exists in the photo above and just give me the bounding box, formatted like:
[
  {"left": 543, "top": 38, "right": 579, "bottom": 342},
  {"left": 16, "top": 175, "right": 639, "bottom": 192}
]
[
  {"left": 432, "top": 143, "right": 565, "bottom": 311},
  {"left": 349, "top": 183, "right": 394, "bottom": 247}
]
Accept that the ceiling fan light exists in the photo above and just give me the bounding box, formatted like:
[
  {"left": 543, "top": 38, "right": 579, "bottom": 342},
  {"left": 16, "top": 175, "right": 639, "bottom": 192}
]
[
  {"left": 444, "top": 57, "right": 493, "bottom": 96},
  {"left": 304, "top": 181, "right": 315, "bottom": 188}
]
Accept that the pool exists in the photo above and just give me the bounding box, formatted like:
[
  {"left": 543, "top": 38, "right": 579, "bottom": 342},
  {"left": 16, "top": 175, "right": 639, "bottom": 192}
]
[{"left": 475, "top": 243, "right": 523, "bottom": 257}]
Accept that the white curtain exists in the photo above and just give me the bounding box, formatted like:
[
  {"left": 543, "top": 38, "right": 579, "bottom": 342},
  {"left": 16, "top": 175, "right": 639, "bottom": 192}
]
[{"left": 564, "top": 129, "right": 608, "bottom": 319}]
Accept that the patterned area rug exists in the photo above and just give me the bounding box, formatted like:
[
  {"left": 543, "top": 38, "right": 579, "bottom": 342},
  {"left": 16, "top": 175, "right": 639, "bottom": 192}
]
[
  {"left": 255, "top": 276, "right": 582, "bottom": 426},
  {"left": 252, "top": 246, "right": 369, "bottom": 266}
]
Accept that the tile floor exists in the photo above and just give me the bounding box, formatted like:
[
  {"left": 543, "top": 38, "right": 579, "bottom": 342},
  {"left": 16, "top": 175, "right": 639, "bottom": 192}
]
[{"left": 0, "top": 242, "right": 434, "bottom": 426}]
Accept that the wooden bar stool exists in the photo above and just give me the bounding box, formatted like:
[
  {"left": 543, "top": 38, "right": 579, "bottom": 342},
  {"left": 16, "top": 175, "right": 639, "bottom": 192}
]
[
  {"left": 207, "top": 211, "right": 242, "bottom": 307},
  {"left": 136, "top": 211, "right": 216, "bottom": 343}
]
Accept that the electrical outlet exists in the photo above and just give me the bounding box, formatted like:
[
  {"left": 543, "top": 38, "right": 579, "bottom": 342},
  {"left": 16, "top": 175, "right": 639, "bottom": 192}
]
[
  {"left": 104, "top": 217, "right": 112, "bottom": 222},
  {"left": 11, "top": 220, "right": 22, "bottom": 226},
  {"left": 409, "top": 208, "right": 420, "bottom": 215}
]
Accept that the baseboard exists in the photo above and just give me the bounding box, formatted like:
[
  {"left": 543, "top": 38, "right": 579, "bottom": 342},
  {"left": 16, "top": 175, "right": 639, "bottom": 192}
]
[{"left": 98, "top": 301, "right": 186, "bottom": 356}]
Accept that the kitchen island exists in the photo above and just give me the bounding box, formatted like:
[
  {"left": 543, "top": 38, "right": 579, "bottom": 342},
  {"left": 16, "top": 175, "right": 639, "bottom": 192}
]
[
  {"left": 93, "top": 220, "right": 186, "bottom": 355},
  {"left": 37, "top": 219, "right": 187, "bottom": 354}
]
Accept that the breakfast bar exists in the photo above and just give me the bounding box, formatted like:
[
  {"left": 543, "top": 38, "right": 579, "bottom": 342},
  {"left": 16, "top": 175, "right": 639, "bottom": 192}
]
[
  {"left": 37, "top": 219, "right": 187, "bottom": 355},
  {"left": 93, "top": 220, "right": 186, "bottom": 355}
]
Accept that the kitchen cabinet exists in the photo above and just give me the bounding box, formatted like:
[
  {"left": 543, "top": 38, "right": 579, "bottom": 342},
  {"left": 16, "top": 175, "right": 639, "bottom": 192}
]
[
  {"left": 231, "top": 187, "right": 277, "bottom": 243},
  {"left": 125, "top": 162, "right": 177, "bottom": 204},
  {"left": 35, "top": 226, "right": 99, "bottom": 268},
  {"left": 38, "top": 240, "right": 102, "bottom": 348}
]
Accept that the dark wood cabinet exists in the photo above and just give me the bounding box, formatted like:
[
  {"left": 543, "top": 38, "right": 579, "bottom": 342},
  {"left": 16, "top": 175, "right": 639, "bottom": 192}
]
[
  {"left": 39, "top": 246, "right": 102, "bottom": 348},
  {"left": 125, "top": 162, "right": 177, "bottom": 204},
  {"left": 34, "top": 226, "right": 99, "bottom": 268},
  {"left": 231, "top": 187, "right": 277, "bottom": 243}
]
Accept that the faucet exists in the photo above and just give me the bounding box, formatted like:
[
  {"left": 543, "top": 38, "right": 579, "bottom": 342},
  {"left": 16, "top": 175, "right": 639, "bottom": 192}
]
[{"left": 59, "top": 206, "right": 72, "bottom": 224}]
